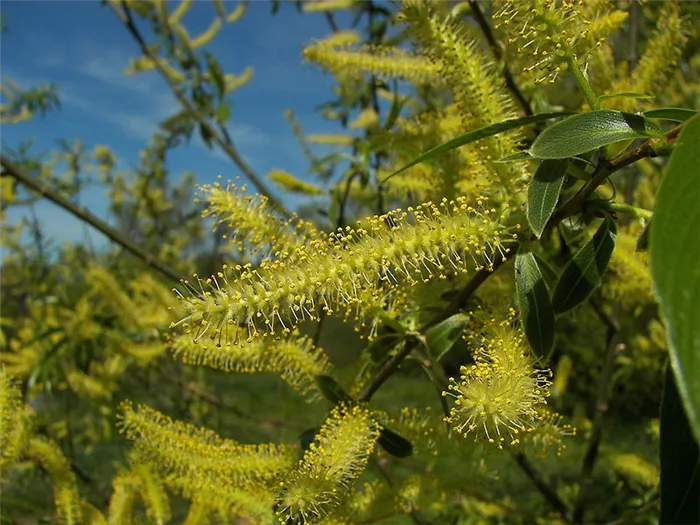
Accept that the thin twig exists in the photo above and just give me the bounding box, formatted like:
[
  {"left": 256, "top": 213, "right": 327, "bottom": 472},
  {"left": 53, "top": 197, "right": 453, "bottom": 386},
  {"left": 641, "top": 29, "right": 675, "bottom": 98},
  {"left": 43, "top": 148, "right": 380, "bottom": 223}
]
[
  {"left": 359, "top": 339, "right": 417, "bottom": 403},
  {"left": 571, "top": 298, "right": 620, "bottom": 524},
  {"left": 426, "top": 243, "right": 518, "bottom": 327},
  {"left": 1, "top": 155, "right": 182, "bottom": 284},
  {"left": 511, "top": 451, "right": 571, "bottom": 520},
  {"left": 358, "top": 246, "right": 517, "bottom": 403},
  {"left": 110, "top": 1, "right": 290, "bottom": 219},
  {"left": 605, "top": 496, "right": 660, "bottom": 525}
]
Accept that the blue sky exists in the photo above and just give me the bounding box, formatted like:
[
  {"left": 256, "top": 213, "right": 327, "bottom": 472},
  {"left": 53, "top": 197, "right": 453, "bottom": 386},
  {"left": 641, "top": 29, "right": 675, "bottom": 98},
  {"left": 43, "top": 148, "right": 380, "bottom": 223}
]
[{"left": 1, "top": 0, "right": 362, "bottom": 248}]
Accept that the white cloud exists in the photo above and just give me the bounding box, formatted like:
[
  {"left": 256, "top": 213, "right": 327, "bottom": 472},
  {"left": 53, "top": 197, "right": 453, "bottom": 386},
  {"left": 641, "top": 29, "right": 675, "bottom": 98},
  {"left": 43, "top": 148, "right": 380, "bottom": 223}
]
[{"left": 78, "top": 48, "right": 158, "bottom": 95}]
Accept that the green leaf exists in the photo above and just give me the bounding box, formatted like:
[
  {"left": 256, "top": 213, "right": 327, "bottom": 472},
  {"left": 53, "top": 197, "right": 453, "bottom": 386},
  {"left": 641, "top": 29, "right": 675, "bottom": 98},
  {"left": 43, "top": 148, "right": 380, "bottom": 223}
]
[
  {"left": 205, "top": 51, "right": 226, "bottom": 99},
  {"left": 650, "top": 113, "right": 700, "bottom": 442},
  {"left": 381, "top": 112, "right": 573, "bottom": 184},
  {"left": 377, "top": 426, "right": 413, "bottom": 458},
  {"left": 527, "top": 159, "right": 568, "bottom": 238},
  {"left": 199, "top": 122, "right": 214, "bottom": 149},
  {"left": 515, "top": 252, "right": 556, "bottom": 362},
  {"left": 299, "top": 427, "right": 318, "bottom": 453},
  {"left": 425, "top": 313, "right": 470, "bottom": 359},
  {"left": 552, "top": 216, "right": 617, "bottom": 313},
  {"left": 530, "top": 110, "right": 665, "bottom": 159},
  {"left": 644, "top": 108, "right": 698, "bottom": 123},
  {"left": 215, "top": 102, "right": 230, "bottom": 124},
  {"left": 315, "top": 375, "right": 353, "bottom": 405},
  {"left": 597, "top": 92, "right": 653, "bottom": 104},
  {"left": 533, "top": 253, "right": 559, "bottom": 290},
  {"left": 660, "top": 367, "right": 700, "bottom": 525},
  {"left": 366, "top": 333, "right": 403, "bottom": 364}
]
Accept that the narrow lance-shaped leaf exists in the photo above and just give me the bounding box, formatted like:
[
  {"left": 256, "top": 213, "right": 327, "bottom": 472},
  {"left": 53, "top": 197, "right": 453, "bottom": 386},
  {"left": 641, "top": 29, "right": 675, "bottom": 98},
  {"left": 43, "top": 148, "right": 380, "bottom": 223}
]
[
  {"left": 552, "top": 216, "right": 617, "bottom": 313},
  {"left": 660, "top": 367, "right": 700, "bottom": 525},
  {"left": 527, "top": 159, "right": 568, "bottom": 238},
  {"left": 377, "top": 426, "right": 413, "bottom": 458},
  {"left": 644, "top": 108, "right": 699, "bottom": 123},
  {"left": 425, "top": 313, "right": 470, "bottom": 361},
  {"left": 597, "top": 92, "right": 653, "bottom": 104},
  {"left": 315, "top": 375, "right": 354, "bottom": 405},
  {"left": 381, "top": 112, "right": 573, "bottom": 183},
  {"left": 515, "top": 252, "right": 556, "bottom": 362},
  {"left": 650, "top": 113, "right": 700, "bottom": 441},
  {"left": 199, "top": 122, "right": 214, "bottom": 149},
  {"left": 533, "top": 253, "right": 559, "bottom": 291},
  {"left": 530, "top": 110, "right": 665, "bottom": 159},
  {"left": 366, "top": 333, "right": 403, "bottom": 364}
]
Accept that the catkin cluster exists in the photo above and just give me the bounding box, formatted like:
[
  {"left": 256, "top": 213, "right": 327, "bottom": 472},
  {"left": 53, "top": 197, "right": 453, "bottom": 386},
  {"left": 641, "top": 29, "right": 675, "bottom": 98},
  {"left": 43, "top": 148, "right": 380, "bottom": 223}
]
[
  {"left": 198, "top": 180, "right": 317, "bottom": 257},
  {"left": 275, "top": 404, "right": 380, "bottom": 524},
  {"left": 444, "top": 314, "right": 552, "bottom": 449},
  {"left": 169, "top": 330, "right": 332, "bottom": 398},
  {"left": 172, "top": 196, "right": 512, "bottom": 346},
  {"left": 493, "top": 0, "right": 602, "bottom": 84}
]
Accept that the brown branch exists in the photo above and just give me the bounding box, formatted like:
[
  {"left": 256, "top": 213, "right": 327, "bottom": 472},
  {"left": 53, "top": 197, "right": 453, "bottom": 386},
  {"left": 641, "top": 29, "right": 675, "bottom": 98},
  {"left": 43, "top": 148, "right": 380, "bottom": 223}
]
[
  {"left": 110, "top": 1, "right": 291, "bottom": 219},
  {"left": 571, "top": 299, "right": 620, "bottom": 524},
  {"left": 1, "top": 155, "right": 182, "bottom": 285},
  {"left": 359, "top": 339, "right": 416, "bottom": 403}
]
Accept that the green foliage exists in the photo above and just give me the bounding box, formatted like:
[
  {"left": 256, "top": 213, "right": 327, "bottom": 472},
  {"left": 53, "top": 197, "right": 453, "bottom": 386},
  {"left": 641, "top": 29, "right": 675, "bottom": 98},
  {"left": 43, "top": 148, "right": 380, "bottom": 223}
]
[
  {"left": 526, "top": 159, "right": 568, "bottom": 238},
  {"left": 660, "top": 367, "right": 700, "bottom": 525},
  {"left": 650, "top": 113, "right": 700, "bottom": 441},
  {"left": 515, "top": 252, "right": 555, "bottom": 363},
  {"left": 529, "top": 110, "right": 664, "bottom": 159},
  {"left": 552, "top": 216, "right": 617, "bottom": 314}
]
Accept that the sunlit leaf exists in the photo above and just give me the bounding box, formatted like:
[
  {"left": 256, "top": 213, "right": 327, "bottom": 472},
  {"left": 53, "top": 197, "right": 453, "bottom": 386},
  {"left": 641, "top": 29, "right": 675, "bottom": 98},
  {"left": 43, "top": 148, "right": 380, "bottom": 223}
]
[{"left": 530, "top": 110, "right": 665, "bottom": 159}]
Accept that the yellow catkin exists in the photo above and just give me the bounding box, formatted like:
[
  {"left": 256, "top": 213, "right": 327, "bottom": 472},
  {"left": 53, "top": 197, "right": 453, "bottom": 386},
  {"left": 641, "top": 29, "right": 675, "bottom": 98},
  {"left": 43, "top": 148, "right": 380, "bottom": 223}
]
[
  {"left": 183, "top": 498, "right": 210, "bottom": 525},
  {"left": 118, "top": 402, "right": 296, "bottom": 491},
  {"left": 303, "top": 41, "right": 443, "bottom": 85},
  {"left": 198, "top": 180, "right": 317, "bottom": 256},
  {"left": 26, "top": 437, "right": 83, "bottom": 525},
  {"left": 0, "top": 367, "right": 32, "bottom": 472},
  {"left": 275, "top": 404, "right": 380, "bottom": 524},
  {"left": 170, "top": 476, "right": 275, "bottom": 525},
  {"left": 607, "top": 3, "right": 689, "bottom": 112},
  {"left": 189, "top": 18, "right": 222, "bottom": 49},
  {"left": 108, "top": 471, "right": 140, "bottom": 525},
  {"left": 494, "top": 0, "right": 600, "bottom": 85},
  {"left": 167, "top": 0, "right": 192, "bottom": 25},
  {"left": 306, "top": 134, "right": 356, "bottom": 146},
  {"left": 224, "top": 67, "right": 254, "bottom": 93},
  {"left": 443, "top": 313, "right": 551, "bottom": 449},
  {"left": 81, "top": 503, "right": 108, "bottom": 525},
  {"left": 400, "top": 0, "right": 526, "bottom": 194},
  {"left": 133, "top": 464, "right": 171, "bottom": 525},
  {"left": 169, "top": 331, "right": 332, "bottom": 398},
  {"left": 302, "top": 0, "right": 356, "bottom": 13},
  {"left": 267, "top": 169, "right": 323, "bottom": 195},
  {"left": 609, "top": 453, "right": 659, "bottom": 488},
  {"left": 172, "top": 197, "right": 512, "bottom": 346}
]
